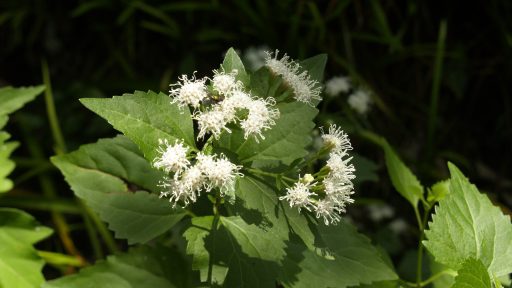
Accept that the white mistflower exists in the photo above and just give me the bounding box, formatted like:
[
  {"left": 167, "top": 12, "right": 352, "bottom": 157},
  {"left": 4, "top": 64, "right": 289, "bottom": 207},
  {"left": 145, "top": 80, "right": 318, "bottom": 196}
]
[
  {"left": 159, "top": 176, "right": 197, "bottom": 207},
  {"left": 244, "top": 45, "right": 269, "bottom": 71},
  {"left": 367, "top": 204, "right": 395, "bottom": 222},
  {"left": 194, "top": 108, "right": 231, "bottom": 139},
  {"left": 321, "top": 124, "right": 352, "bottom": 153},
  {"left": 325, "top": 152, "right": 356, "bottom": 182},
  {"left": 153, "top": 139, "right": 190, "bottom": 174},
  {"left": 212, "top": 70, "right": 241, "bottom": 96},
  {"left": 279, "top": 181, "right": 314, "bottom": 212},
  {"left": 264, "top": 50, "right": 321, "bottom": 105},
  {"left": 325, "top": 76, "right": 351, "bottom": 97},
  {"left": 220, "top": 90, "right": 252, "bottom": 119},
  {"left": 205, "top": 155, "right": 242, "bottom": 194},
  {"left": 348, "top": 89, "right": 372, "bottom": 115},
  {"left": 169, "top": 74, "right": 208, "bottom": 109},
  {"left": 240, "top": 97, "right": 280, "bottom": 140}
]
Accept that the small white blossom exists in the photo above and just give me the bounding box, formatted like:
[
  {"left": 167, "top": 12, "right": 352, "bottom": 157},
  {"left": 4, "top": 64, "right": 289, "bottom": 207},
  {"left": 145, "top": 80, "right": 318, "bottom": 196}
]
[
  {"left": 325, "top": 152, "right": 356, "bottom": 182},
  {"left": 212, "top": 70, "right": 241, "bottom": 96},
  {"left": 367, "top": 204, "right": 395, "bottom": 222},
  {"left": 315, "top": 198, "right": 343, "bottom": 225},
  {"left": 196, "top": 153, "right": 242, "bottom": 195},
  {"left": 325, "top": 76, "right": 351, "bottom": 97},
  {"left": 153, "top": 139, "right": 189, "bottom": 174},
  {"left": 169, "top": 74, "right": 208, "bottom": 109},
  {"left": 280, "top": 180, "right": 314, "bottom": 212},
  {"left": 240, "top": 97, "right": 279, "bottom": 140},
  {"left": 265, "top": 50, "right": 321, "bottom": 105},
  {"left": 348, "top": 89, "right": 372, "bottom": 115},
  {"left": 194, "top": 108, "right": 231, "bottom": 139},
  {"left": 244, "top": 45, "right": 269, "bottom": 71},
  {"left": 220, "top": 90, "right": 252, "bottom": 120},
  {"left": 321, "top": 124, "right": 352, "bottom": 153}
]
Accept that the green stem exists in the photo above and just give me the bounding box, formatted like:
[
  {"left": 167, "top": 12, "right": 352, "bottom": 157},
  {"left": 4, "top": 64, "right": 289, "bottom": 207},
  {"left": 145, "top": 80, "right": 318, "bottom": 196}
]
[
  {"left": 81, "top": 207, "right": 103, "bottom": 260},
  {"left": 415, "top": 207, "right": 432, "bottom": 286},
  {"left": 82, "top": 203, "right": 120, "bottom": 254},
  {"left": 41, "top": 59, "right": 67, "bottom": 154},
  {"left": 207, "top": 190, "right": 222, "bottom": 285},
  {"left": 37, "top": 250, "right": 85, "bottom": 267},
  {"left": 246, "top": 168, "right": 295, "bottom": 182},
  {"left": 426, "top": 20, "right": 447, "bottom": 159},
  {"left": 419, "top": 270, "right": 454, "bottom": 287},
  {"left": 0, "top": 195, "right": 81, "bottom": 214}
]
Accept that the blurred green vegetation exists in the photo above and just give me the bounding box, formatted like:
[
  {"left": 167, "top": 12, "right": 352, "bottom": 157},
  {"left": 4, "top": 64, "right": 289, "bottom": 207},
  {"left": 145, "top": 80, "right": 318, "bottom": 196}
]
[{"left": 1, "top": 0, "right": 512, "bottom": 278}]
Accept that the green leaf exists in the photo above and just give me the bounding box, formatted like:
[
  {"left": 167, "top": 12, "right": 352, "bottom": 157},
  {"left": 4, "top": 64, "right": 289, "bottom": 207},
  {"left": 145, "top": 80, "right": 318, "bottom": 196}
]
[
  {"left": 183, "top": 216, "right": 228, "bottom": 284},
  {"left": 300, "top": 54, "right": 327, "bottom": 83},
  {"left": 0, "top": 140, "right": 18, "bottom": 193},
  {"left": 43, "top": 245, "right": 192, "bottom": 288},
  {"left": 278, "top": 221, "right": 398, "bottom": 288},
  {"left": 236, "top": 176, "right": 315, "bottom": 250},
  {"left": 216, "top": 102, "right": 317, "bottom": 165},
  {"left": 0, "top": 86, "right": 44, "bottom": 116},
  {"left": 80, "top": 90, "right": 196, "bottom": 163},
  {"left": 51, "top": 136, "right": 186, "bottom": 244},
  {"left": 222, "top": 48, "right": 250, "bottom": 86},
  {"left": 424, "top": 163, "right": 512, "bottom": 277},
  {"left": 0, "top": 208, "right": 52, "bottom": 288},
  {"left": 221, "top": 215, "right": 286, "bottom": 262},
  {"left": 427, "top": 180, "right": 450, "bottom": 204},
  {"left": 378, "top": 137, "right": 424, "bottom": 208},
  {"left": 452, "top": 259, "right": 492, "bottom": 288}
]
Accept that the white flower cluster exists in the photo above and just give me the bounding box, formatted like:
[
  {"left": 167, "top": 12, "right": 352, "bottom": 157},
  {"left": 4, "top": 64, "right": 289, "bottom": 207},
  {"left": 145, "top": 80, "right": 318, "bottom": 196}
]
[
  {"left": 280, "top": 124, "right": 356, "bottom": 225},
  {"left": 348, "top": 89, "right": 372, "bottom": 115},
  {"left": 154, "top": 139, "right": 242, "bottom": 207},
  {"left": 325, "top": 76, "right": 351, "bottom": 97},
  {"left": 265, "top": 50, "right": 322, "bottom": 105},
  {"left": 323, "top": 75, "right": 373, "bottom": 115},
  {"left": 169, "top": 69, "right": 279, "bottom": 141}
]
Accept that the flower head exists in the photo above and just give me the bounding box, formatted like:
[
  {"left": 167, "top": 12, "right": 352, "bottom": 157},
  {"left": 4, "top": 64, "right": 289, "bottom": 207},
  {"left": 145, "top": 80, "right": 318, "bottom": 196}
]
[
  {"left": 279, "top": 179, "right": 315, "bottom": 212},
  {"left": 325, "top": 76, "right": 351, "bottom": 97},
  {"left": 202, "top": 154, "right": 242, "bottom": 194},
  {"left": 153, "top": 139, "right": 190, "bottom": 174},
  {"left": 169, "top": 74, "right": 208, "bottom": 109},
  {"left": 265, "top": 50, "right": 321, "bottom": 105},
  {"left": 194, "top": 108, "right": 231, "bottom": 139},
  {"left": 212, "top": 70, "right": 241, "bottom": 96},
  {"left": 315, "top": 198, "right": 343, "bottom": 225},
  {"left": 348, "top": 89, "right": 372, "bottom": 115},
  {"left": 240, "top": 97, "right": 279, "bottom": 140},
  {"left": 321, "top": 124, "right": 352, "bottom": 153}
]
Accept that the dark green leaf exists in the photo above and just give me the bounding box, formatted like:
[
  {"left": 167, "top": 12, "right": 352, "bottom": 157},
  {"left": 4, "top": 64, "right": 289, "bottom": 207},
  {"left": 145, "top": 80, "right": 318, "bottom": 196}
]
[
  {"left": 51, "top": 136, "right": 186, "bottom": 244},
  {"left": 80, "top": 90, "right": 196, "bottom": 163},
  {"left": 222, "top": 48, "right": 250, "bottom": 86},
  {"left": 43, "top": 245, "right": 192, "bottom": 288},
  {"left": 0, "top": 85, "right": 44, "bottom": 116},
  {"left": 279, "top": 221, "right": 398, "bottom": 288}
]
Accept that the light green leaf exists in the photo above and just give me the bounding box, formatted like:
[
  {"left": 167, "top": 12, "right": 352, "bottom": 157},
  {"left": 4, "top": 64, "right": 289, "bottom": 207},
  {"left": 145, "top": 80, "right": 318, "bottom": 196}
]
[
  {"left": 279, "top": 221, "right": 398, "bottom": 288},
  {"left": 216, "top": 102, "right": 317, "bottom": 165},
  {"left": 221, "top": 215, "right": 286, "bottom": 262},
  {"left": 43, "top": 245, "right": 192, "bottom": 288},
  {"left": 0, "top": 140, "right": 18, "bottom": 193},
  {"left": 222, "top": 48, "right": 250, "bottom": 86},
  {"left": 51, "top": 136, "right": 186, "bottom": 244},
  {"left": 424, "top": 163, "right": 512, "bottom": 277},
  {"left": 452, "top": 259, "right": 491, "bottom": 288},
  {"left": 427, "top": 180, "right": 450, "bottom": 204},
  {"left": 377, "top": 136, "right": 424, "bottom": 208},
  {"left": 0, "top": 208, "right": 52, "bottom": 288},
  {"left": 0, "top": 85, "right": 44, "bottom": 116},
  {"left": 80, "top": 90, "right": 196, "bottom": 163}
]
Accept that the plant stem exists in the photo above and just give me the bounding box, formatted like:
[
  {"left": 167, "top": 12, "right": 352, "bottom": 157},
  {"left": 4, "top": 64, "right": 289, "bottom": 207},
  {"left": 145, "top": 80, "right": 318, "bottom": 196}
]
[
  {"left": 0, "top": 195, "right": 81, "bottom": 214},
  {"left": 426, "top": 20, "right": 447, "bottom": 160},
  {"left": 37, "top": 250, "right": 85, "bottom": 267},
  {"left": 415, "top": 208, "right": 431, "bottom": 286},
  {"left": 41, "top": 59, "right": 67, "bottom": 154},
  {"left": 82, "top": 203, "right": 120, "bottom": 254},
  {"left": 246, "top": 168, "right": 295, "bottom": 182},
  {"left": 207, "top": 190, "right": 222, "bottom": 285}
]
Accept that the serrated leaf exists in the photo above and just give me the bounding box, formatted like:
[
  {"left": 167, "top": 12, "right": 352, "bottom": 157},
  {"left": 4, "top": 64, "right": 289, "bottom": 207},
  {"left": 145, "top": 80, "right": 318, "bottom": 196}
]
[
  {"left": 183, "top": 216, "right": 228, "bottom": 284},
  {"left": 278, "top": 221, "right": 398, "bottom": 288},
  {"left": 43, "top": 245, "right": 191, "bottom": 288},
  {"left": 51, "top": 136, "right": 186, "bottom": 244},
  {"left": 452, "top": 258, "right": 491, "bottom": 288},
  {"left": 0, "top": 85, "right": 44, "bottom": 116},
  {"left": 222, "top": 48, "right": 250, "bottom": 86},
  {"left": 0, "top": 208, "right": 52, "bottom": 288},
  {"left": 80, "top": 90, "right": 196, "bottom": 163},
  {"left": 0, "top": 141, "right": 18, "bottom": 193},
  {"left": 300, "top": 54, "right": 327, "bottom": 83},
  {"left": 216, "top": 102, "right": 317, "bottom": 165},
  {"left": 424, "top": 163, "right": 512, "bottom": 277},
  {"left": 236, "top": 176, "right": 315, "bottom": 250},
  {"left": 221, "top": 215, "right": 286, "bottom": 262},
  {"left": 378, "top": 137, "right": 424, "bottom": 208}
]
